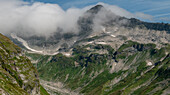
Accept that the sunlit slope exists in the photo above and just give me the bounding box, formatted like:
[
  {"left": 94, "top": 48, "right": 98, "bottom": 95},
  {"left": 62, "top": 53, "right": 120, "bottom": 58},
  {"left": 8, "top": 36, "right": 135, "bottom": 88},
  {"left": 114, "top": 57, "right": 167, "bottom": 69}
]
[
  {"left": 27, "top": 40, "right": 170, "bottom": 95},
  {"left": 0, "top": 33, "right": 49, "bottom": 95}
]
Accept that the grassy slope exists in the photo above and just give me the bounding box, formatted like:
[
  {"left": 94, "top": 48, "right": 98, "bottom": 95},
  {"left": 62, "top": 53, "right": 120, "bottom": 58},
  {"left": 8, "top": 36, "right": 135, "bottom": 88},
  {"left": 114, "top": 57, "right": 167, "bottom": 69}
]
[
  {"left": 27, "top": 41, "right": 169, "bottom": 95},
  {"left": 0, "top": 33, "right": 49, "bottom": 95}
]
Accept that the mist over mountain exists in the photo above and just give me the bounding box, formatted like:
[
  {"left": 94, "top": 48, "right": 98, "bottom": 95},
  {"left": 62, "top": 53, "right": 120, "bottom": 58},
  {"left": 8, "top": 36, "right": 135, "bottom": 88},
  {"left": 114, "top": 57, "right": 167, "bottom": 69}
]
[
  {"left": 7, "top": 3, "right": 170, "bottom": 55},
  {"left": 0, "top": 0, "right": 155, "bottom": 37}
]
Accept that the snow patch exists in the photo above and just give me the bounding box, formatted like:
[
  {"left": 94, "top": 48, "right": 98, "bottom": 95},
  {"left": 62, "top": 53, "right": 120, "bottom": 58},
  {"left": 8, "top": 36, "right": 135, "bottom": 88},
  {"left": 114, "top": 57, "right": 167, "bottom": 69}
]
[
  {"left": 111, "top": 34, "right": 116, "bottom": 37},
  {"left": 106, "top": 31, "right": 111, "bottom": 34},
  {"left": 96, "top": 42, "right": 107, "bottom": 45},
  {"left": 63, "top": 53, "right": 71, "bottom": 57},
  {"left": 147, "top": 62, "right": 152, "bottom": 66},
  {"left": 11, "top": 33, "right": 60, "bottom": 55},
  {"left": 87, "top": 41, "right": 94, "bottom": 44},
  {"left": 102, "top": 27, "right": 116, "bottom": 38},
  {"left": 11, "top": 33, "right": 43, "bottom": 53},
  {"left": 102, "top": 28, "right": 106, "bottom": 32}
]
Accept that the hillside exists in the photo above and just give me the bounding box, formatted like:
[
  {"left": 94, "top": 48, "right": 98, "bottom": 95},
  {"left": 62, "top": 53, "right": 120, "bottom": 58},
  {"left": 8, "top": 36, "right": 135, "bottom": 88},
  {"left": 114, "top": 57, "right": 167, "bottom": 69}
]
[
  {"left": 0, "top": 33, "right": 49, "bottom": 95},
  {"left": 27, "top": 40, "right": 170, "bottom": 95}
]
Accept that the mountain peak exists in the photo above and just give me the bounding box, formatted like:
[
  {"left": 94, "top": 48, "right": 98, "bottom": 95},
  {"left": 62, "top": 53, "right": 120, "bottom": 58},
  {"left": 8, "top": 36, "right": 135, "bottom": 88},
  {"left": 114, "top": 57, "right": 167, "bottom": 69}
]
[{"left": 87, "top": 5, "right": 104, "bottom": 14}]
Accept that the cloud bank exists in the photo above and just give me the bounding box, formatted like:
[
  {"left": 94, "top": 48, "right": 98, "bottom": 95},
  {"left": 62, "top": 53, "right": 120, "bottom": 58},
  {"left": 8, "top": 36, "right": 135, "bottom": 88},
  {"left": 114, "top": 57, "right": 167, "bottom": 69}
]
[
  {"left": 0, "top": 0, "right": 153, "bottom": 37},
  {"left": 0, "top": 0, "right": 88, "bottom": 36}
]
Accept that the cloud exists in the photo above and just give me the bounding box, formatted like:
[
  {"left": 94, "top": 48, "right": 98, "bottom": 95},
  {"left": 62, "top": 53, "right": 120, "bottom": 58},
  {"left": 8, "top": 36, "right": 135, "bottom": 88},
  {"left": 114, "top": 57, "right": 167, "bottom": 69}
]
[
  {"left": 0, "top": 0, "right": 153, "bottom": 37},
  {"left": 62, "top": 0, "right": 100, "bottom": 9},
  {"left": 98, "top": 2, "right": 153, "bottom": 20},
  {"left": 91, "top": 2, "right": 153, "bottom": 31},
  {"left": 157, "top": 17, "right": 170, "bottom": 23},
  {"left": 142, "top": 6, "right": 170, "bottom": 13},
  {"left": 0, "top": 0, "right": 87, "bottom": 36},
  {"left": 97, "top": 2, "right": 134, "bottom": 18},
  {"left": 135, "top": 12, "right": 153, "bottom": 20},
  {"left": 154, "top": 13, "right": 170, "bottom": 17}
]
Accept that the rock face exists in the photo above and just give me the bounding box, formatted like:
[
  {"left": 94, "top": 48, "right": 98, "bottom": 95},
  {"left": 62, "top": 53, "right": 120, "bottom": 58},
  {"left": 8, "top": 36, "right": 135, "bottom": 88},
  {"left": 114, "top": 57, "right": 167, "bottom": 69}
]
[{"left": 0, "top": 33, "right": 48, "bottom": 95}]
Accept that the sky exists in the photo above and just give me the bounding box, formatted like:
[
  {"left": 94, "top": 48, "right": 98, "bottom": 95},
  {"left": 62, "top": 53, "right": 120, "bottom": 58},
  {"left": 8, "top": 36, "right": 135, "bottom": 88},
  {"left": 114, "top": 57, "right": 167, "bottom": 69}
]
[{"left": 23, "top": 0, "right": 170, "bottom": 23}]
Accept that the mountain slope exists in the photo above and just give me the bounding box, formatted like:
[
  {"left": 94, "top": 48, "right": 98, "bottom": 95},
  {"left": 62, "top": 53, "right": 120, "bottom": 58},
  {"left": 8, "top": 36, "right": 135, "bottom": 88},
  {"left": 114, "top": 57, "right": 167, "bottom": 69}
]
[
  {"left": 0, "top": 33, "right": 49, "bottom": 95},
  {"left": 27, "top": 40, "right": 170, "bottom": 95}
]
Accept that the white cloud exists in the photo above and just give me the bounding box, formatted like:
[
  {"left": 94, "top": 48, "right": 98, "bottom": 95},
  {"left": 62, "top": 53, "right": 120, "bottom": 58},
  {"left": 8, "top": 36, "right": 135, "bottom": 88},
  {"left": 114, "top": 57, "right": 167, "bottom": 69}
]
[
  {"left": 0, "top": 0, "right": 153, "bottom": 37},
  {"left": 0, "top": 0, "right": 87, "bottom": 36},
  {"left": 98, "top": 2, "right": 153, "bottom": 20},
  {"left": 154, "top": 13, "right": 170, "bottom": 17},
  {"left": 135, "top": 12, "right": 153, "bottom": 20},
  {"left": 97, "top": 2, "right": 134, "bottom": 18},
  {"left": 157, "top": 17, "right": 170, "bottom": 23}
]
